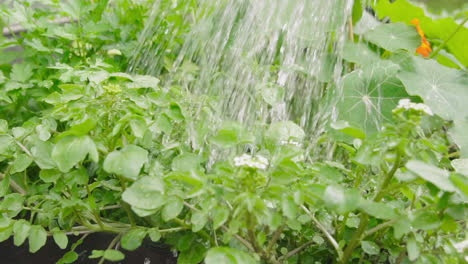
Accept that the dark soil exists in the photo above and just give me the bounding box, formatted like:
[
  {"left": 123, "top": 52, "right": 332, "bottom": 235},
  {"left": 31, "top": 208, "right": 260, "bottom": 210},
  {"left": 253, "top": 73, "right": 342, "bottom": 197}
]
[{"left": 0, "top": 232, "right": 177, "bottom": 264}]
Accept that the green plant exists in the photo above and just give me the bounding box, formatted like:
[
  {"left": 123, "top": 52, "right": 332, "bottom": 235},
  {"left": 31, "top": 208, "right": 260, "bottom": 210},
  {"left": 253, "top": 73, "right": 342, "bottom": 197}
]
[{"left": 0, "top": 0, "right": 467, "bottom": 264}]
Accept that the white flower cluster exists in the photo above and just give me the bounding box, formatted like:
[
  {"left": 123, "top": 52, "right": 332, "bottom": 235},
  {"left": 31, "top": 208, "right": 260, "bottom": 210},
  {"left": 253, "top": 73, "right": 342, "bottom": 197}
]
[
  {"left": 453, "top": 240, "right": 468, "bottom": 262},
  {"left": 280, "top": 139, "right": 302, "bottom": 147},
  {"left": 234, "top": 154, "right": 269, "bottom": 170},
  {"left": 394, "top": 99, "right": 433, "bottom": 116}
]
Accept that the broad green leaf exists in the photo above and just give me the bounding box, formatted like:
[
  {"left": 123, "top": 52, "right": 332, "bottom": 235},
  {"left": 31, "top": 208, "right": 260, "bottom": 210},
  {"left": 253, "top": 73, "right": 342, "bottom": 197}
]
[
  {"left": 397, "top": 57, "right": 468, "bottom": 121},
  {"left": 281, "top": 195, "right": 298, "bottom": 219},
  {"left": 57, "top": 251, "right": 78, "bottom": 264},
  {"left": 29, "top": 225, "right": 47, "bottom": 253},
  {"left": 90, "top": 249, "right": 125, "bottom": 261},
  {"left": 330, "top": 121, "right": 366, "bottom": 139},
  {"left": 178, "top": 243, "right": 207, "bottom": 264},
  {"left": 211, "top": 122, "right": 254, "bottom": 148},
  {"left": 343, "top": 42, "right": 380, "bottom": 65},
  {"left": 392, "top": 215, "right": 411, "bottom": 239},
  {"left": 162, "top": 197, "right": 184, "bottom": 221},
  {"left": 407, "top": 235, "right": 420, "bottom": 261},
  {"left": 128, "top": 75, "right": 160, "bottom": 89},
  {"left": 58, "top": 119, "right": 97, "bottom": 139},
  {"left": 361, "top": 240, "right": 380, "bottom": 255},
  {"left": 122, "top": 176, "right": 165, "bottom": 210},
  {"left": 171, "top": 153, "right": 202, "bottom": 172},
  {"left": 13, "top": 220, "right": 31, "bottom": 246},
  {"left": 1, "top": 193, "right": 24, "bottom": 218},
  {"left": 364, "top": 22, "right": 420, "bottom": 52},
  {"left": 148, "top": 228, "right": 161, "bottom": 242},
  {"left": 0, "top": 119, "right": 8, "bottom": 133},
  {"left": 39, "top": 169, "right": 61, "bottom": 183},
  {"left": 0, "top": 225, "right": 13, "bottom": 243},
  {"left": 450, "top": 173, "right": 468, "bottom": 197},
  {"left": 359, "top": 199, "right": 397, "bottom": 220},
  {"left": 31, "top": 141, "right": 56, "bottom": 169},
  {"left": 406, "top": 160, "right": 456, "bottom": 192},
  {"left": 212, "top": 206, "right": 230, "bottom": 229},
  {"left": 52, "top": 136, "right": 98, "bottom": 172},
  {"left": 53, "top": 230, "right": 68, "bottom": 249},
  {"left": 104, "top": 145, "right": 148, "bottom": 180},
  {"left": 11, "top": 154, "right": 33, "bottom": 174},
  {"left": 323, "top": 186, "right": 360, "bottom": 214},
  {"left": 129, "top": 117, "right": 147, "bottom": 138},
  {"left": 412, "top": 211, "right": 441, "bottom": 230},
  {"left": 337, "top": 61, "right": 408, "bottom": 134},
  {"left": 121, "top": 229, "right": 147, "bottom": 251},
  {"left": 191, "top": 211, "right": 208, "bottom": 232},
  {"left": 374, "top": 0, "right": 468, "bottom": 66},
  {"left": 266, "top": 121, "right": 305, "bottom": 144},
  {"left": 205, "top": 247, "right": 257, "bottom": 264}
]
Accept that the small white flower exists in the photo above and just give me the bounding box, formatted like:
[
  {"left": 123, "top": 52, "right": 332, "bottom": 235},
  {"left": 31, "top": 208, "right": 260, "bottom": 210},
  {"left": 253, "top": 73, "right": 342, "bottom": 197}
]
[
  {"left": 394, "top": 98, "right": 433, "bottom": 116},
  {"left": 280, "top": 139, "right": 303, "bottom": 147},
  {"left": 234, "top": 154, "right": 269, "bottom": 170},
  {"left": 454, "top": 239, "right": 468, "bottom": 252},
  {"left": 107, "top": 49, "right": 122, "bottom": 56}
]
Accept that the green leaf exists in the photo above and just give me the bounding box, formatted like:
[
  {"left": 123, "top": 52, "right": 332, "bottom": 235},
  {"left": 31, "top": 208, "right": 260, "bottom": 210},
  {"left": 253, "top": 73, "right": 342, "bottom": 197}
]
[
  {"left": 11, "top": 63, "right": 34, "bottom": 83},
  {"left": 450, "top": 173, "right": 468, "bottom": 197},
  {"left": 191, "top": 211, "right": 208, "bottom": 232},
  {"left": 13, "top": 220, "right": 31, "bottom": 246},
  {"left": 450, "top": 119, "right": 468, "bottom": 158},
  {"left": 52, "top": 136, "right": 98, "bottom": 172},
  {"left": 121, "top": 229, "right": 147, "bottom": 251},
  {"left": 359, "top": 199, "right": 397, "bottom": 220},
  {"left": 406, "top": 160, "right": 456, "bottom": 192},
  {"left": 59, "top": 119, "right": 97, "bottom": 139},
  {"left": 53, "top": 230, "right": 68, "bottom": 249},
  {"left": 205, "top": 247, "right": 257, "bottom": 264},
  {"left": 104, "top": 145, "right": 148, "bottom": 180},
  {"left": 282, "top": 195, "right": 298, "bottom": 219},
  {"left": 364, "top": 22, "right": 420, "bottom": 52},
  {"left": 0, "top": 119, "right": 8, "bottom": 133},
  {"left": 212, "top": 206, "right": 230, "bottom": 229},
  {"left": 57, "top": 251, "right": 78, "bottom": 264},
  {"left": 407, "top": 235, "right": 420, "bottom": 261},
  {"left": 337, "top": 61, "right": 408, "bottom": 134},
  {"left": 1, "top": 193, "right": 24, "bottom": 217},
  {"left": 397, "top": 57, "right": 468, "bottom": 121},
  {"left": 122, "top": 176, "right": 165, "bottom": 210},
  {"left": 323, "top": 186, "right": 360, "bottom": 214},
  {"left": 342, "top": 42, "right": 380, "bottom": 65},
  {"left": 412, "top": 211, "right": 441, "bottom": 230},
  {"left": 266, "top": 121, "right": 305, "bottom": 145},
  {"left": 392, "top": 215, "right": 411, "bottom": 239},
  {"left": 31, "top": 141, "right": 56, "bottom": 169},
  {"left": 171, "top": 153, "right": 202, "bottom": 172},
  {"left": 178, "top": 243, "right": 207, "bottom": 264},
  {"left": 29, "top": 225, "right": 47, "bottom": 253},
  {"left": 148, "top": 228, "right": 161, "bottom": 242},
  {"left": 129, "top": 117, "right": 147, "bottom": 138},
  {"left": 361, "top": 240, "right": 380, "bottom": 255},
  {"left": 374, "top": 0, "right": 468, "bottom": 66},
  {"left": 162, "top": 197, "right": 184, "bottom": 221},
  {"left": 11, "top": 154, "right": 33, "bottom": 174},
  {"left": 39, "top": 169, "right": 61, "bottom": 183},
  {"left": 103, "top": 250, "right": 125, "bottom": 261}
]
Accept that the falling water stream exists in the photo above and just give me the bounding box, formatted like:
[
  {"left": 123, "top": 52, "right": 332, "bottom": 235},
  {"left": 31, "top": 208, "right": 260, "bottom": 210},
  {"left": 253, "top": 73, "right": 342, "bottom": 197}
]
[{"left": 129, "top": 0, "right": 355, "bottom": 156}]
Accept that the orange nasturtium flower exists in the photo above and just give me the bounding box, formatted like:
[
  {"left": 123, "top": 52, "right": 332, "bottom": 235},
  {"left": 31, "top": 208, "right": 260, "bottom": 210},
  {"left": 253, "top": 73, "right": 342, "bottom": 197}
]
[{"left": 410, "top": 18, "right": 432, "bottom": 57}]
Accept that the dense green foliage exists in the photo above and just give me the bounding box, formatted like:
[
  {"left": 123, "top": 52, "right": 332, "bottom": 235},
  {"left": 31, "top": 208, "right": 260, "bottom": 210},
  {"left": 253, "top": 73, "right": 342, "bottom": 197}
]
[{"left": 0, "top": 0, "right": 467, "bottom": 264}]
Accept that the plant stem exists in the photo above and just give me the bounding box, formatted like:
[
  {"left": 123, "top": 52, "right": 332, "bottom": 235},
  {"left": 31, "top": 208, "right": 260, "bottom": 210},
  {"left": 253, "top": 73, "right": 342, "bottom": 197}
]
[
  {"left": 429, "top": 16, "right": 468, "bottom": 58},
  {"left": 341, "top": 151, "right": 401, "bottom": 263},
  {"left": 278, "top": 240, "right": 315, "bottom": 262},
  {"left": 362, "top": 219, "right": 397, "bottom": 238},
  {"left": 0, "top": 170, "right": 27, "bottom": 195},
  {"left": 301, "top": 205, "right": 343, "bottom": 261}
]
